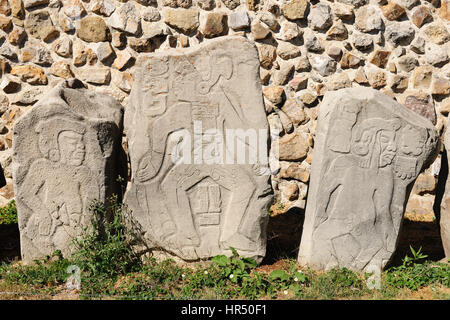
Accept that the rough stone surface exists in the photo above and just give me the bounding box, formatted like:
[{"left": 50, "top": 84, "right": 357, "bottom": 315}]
[
  {"left": 77, "top": 16, "right": 110, "bottom": 43},
  {"left": 13, "top": 80, "right": 125, "bottom": 262},
  {"left": 281, "top": 0, "right": 308, "bottom": 20},
  {"left": 25, "top": 10, "right": 59, "bottom": 42},
  {"left": 164, "top": 8, "right": 199, "bottom": 34},
  {"left": 298, "top": 87, "right": 438, "bottom": 271},
  {"left": 124, "top": 37, "right": 272, "bottom": 262},
  {"left": 441, "top": 117, "right": 450, "bottom": 259}
]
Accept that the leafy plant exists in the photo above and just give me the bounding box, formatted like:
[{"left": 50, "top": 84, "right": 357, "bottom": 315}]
[{"left": 0, "top": 200, "right": 17, "bottom": 225}]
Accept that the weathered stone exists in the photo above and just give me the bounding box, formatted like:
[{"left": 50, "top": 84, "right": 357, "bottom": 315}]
[
  {"left": 282, "top": 98, "right": 306, "bottom": 124},
  {"left": 12, "top": 87, "right": 42, "bottom": 105},
  {"left": 222, "top": 0, "right": 240, "bottom": 10},
  {"left": 91, "top": 0, "right": 116, "bottom": 17},
  {"left": 1, "top": 75, "right": 21, "bottom": 93},
  {"left": 432, "top": 77, "right": 450, "bottom": 95},
  {"left": 163, "top": 8, "right": 199, "bottom": 34},
  {"left": 251, "top": 19, "right": 270, "bottom": 40},
  {"left": 333, "top": 2, "right": 354, "bottom": 20},
  {"left": 424, "top": 23, "right": 450, "bottom": 44},
  {"left": 326, "top": 46, "right": 342, "bottom": 60},
  {"left": 199, "top": 12, "right": 227, "bottom": 38},
  {"left": 381, "top": 1, "right": 406, "bottom": 20},
  {"left": 142, "top": 7, "right": 161, "bottom": 22},
  {"left": 277, "top": 41, "right": 301, "bottom": 60},
  {"left": 0, "top": 15, "right": 12, "bottom": 31},
  {"left": 441, "top": 117, "right": 450, "bottom": 258},
  {"left": 197, "top": 0, "right": 215, "bottom": 10},
  {"left": 336, "top": 0, "right": 368, "bottom": 7},
  {"left": 11, "top": 65, "right": 47, "bottom": 85},
  {"left": 397, "top": 56, "right": 418, "bottom": 72},
  {"left": 310, "top": 55, "right": 337, "bottom": 77},
  {"left": 58, "top": 14, "right": 75, "bottom": 33},
  {"left": 411, "top": 36, "right": 425, "bottom": 54},
  {"left": 276, "top": 20, "right": 301, "bottom": 41},
  {"left": 73, "top": 41, "right": 97, "bottom": 66},
  {"left": 13, "top": 80, "right": 125, "bottom": 262},
  {"left": 352, "top": 32, "right": 373, "bottom": 51},
  {"left": 50, "top": 61, "right": 74, "bottom": 79},
  {"left": 340, "top": 51, "right": 362, "bottom": 69},
  {"left": 298, "top": 87, "right": 438, "bottom": 271},
  {"left": 326, "top": 20, "right": 348, "bottom": 40},
  {"left": 355, "top": 5, "right": 383, "bottom": 32},
  {"left": 257, "top": 43, "right": 276, "bottom": 69},
  {"left": 412, "top": 65, "right": 433, "bottom": 88},
  {"left": 272, "top": 61, "right": 294, "bottom": 85},
  {"left": 112, "top": 70, "right": 133, "bottom": 93},
  {"left": 128, "top": 37, "right": 152, "bottom": 53},
  {"left": 0, "top": 44, "right": 17, "bottom": 60},
  {"left": 63, "top": 0, "right": 86, "bottom": 20},
  {"left": 404, "top": 95, "right": 436, "bottom": 124},
  {"left": 425, "top": 43, "right": 449, "bottom": 66},
  {"left": 281, "top": 0, "right": 308, "bottom": 20},
  {"left": 11, "top": 0, "right": 24, "bottom": 19},
  {"left": 80, "top": 67, "right": 110, "bottom": 84},
  {"left": 109, "top": 2, "right": 141, "bottom": 35},
  {"left": 385, "top": 22, "right": 415, "bottom": 46},
  {"left": 124, "top": 36, "right": 272, "bottom": 262},
  {"left": 304, "top": 30, "right": 323, "bottom": 53},
  {"left": 263, "top": 85, "right": 284, "bottom": 105},
  {"left": 390, "top": 74, "right": 409, "bottom": 92},
  {"left": 369, "top": 50, "right": 391, "bottom": 68},
  {"left": 52, "top": 37, "right": 72, "bottom": 58},
  {"left": 369, "top": 70, "right": 387, "bottom": 88},
  {"left": 25, "top": 10, "right": 59, "bottom": 42},
  {"left": 439, "top": 0, "right": 450, "bottom": 20},
  {"left": 112, "top": 49, "right": 133, "bottom": 70},
  {"left": 327, "top": 72, "right": 352, "bottom": 90},
  {"left": 411, "top": 6, "right": 432, "bottom": 27},
  {"left": 77, "top": 16, "right": 110, "bottom": 42},
  {"left": 228, "top": 11, "right": 249, "bottom": 30},
  {"left": 280, "top": 161, "right": 310, "bottom": 182},
  {"left": 8, "top": 28, "right": 26, "bottom": 46},
  {"left": 22, "top": 41, "right": 53, "bottom": 66},
  {"left": 399, "top": 0, "right": 419, "bottom": 9},
  {"left": 308, "top": 3, "right": 332, "bottom": 31},
  {"left": 354, "top": 66, "right": 369, "bottom": 84},
  {"left": 300, "top": 91, "right": 317, "bottom": 105},
  {"left": 279, "top": 131, "right": 309, "bottom": 161},
  {"left": 0, "top": 0, "right": 10, "bottom": 16}
]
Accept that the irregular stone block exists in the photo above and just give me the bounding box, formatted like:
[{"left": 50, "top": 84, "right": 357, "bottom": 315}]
[
  {"left": 124, "top": 36, "right": 272, "bottom": 262},
  {"left": 298, "top": 87, "right": 438, "bottom": 271},
  {"left": 441, "top": 118, "right": 450, "bottom": 259},
  {"left": 13, "top": 80, "right": 125, "bottom": 262}
]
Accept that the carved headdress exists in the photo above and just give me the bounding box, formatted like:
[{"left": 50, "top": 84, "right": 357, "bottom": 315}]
[{"left": 35, "top": 117, "right": 86, "bottom": 162}]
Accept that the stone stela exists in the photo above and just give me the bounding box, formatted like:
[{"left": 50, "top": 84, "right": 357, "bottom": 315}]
[
  {"left": 124, "top": 36, "right": 273, "bottom": 261},
  {"left": 298, "top": 87, "right": 438, "bottom": 272},
  {"left": 13, "top": 80, "right": 125, "bottom": 263}
]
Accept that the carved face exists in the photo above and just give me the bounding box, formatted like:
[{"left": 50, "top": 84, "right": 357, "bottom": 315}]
[
  {"left": 58, "top": 131, "right": 85, "bottom": 166},
  {"left": 399, "top": 125, "right": 425, "bottom": 157},
  {"left": 379, "top": 130, "right": 397, "bottom": 167}
]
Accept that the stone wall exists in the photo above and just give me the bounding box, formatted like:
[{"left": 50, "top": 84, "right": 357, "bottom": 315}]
[{"left": 0, "top": 0, "right": 448, "bottom": 219}]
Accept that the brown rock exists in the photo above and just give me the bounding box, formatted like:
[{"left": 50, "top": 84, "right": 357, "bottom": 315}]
[
  {"left": 0, "top": 75, "right": 20, "bottom": 93},
  {"left": 411, "top": 6, "right": 433, "bottom": 27},
  {"left": 282, "top": 98, "right": 307, "bottom": 124},
  {"left": 163, "top": 8, "right": 199, "bottom": 34},
  {"left": 199, "top": 12, "right": 227, "bottom": 38},
  {"left": 0, "top": 14, "right": 11, "bottom": 31},
  {"left": 391, "top": 74, "right": 409, "bottom": 92},
  {"left": 412, "top": 174, "right": 436, "bottom": 194},
  {"left": 77, "top": 16, "right": 110, "bottom": 42},
  {"left": 10, "top": 0, "right": 24, "bottom": 19},
  {"left": 112, "top": 49, "right": 133, "bottom": 70},
  {"left": 369, "top": 70, "right": 387, "bottom": 89},
  {"left": 412, "top": 65, "right": 433, "bottom": 88},
  {"left": 11, "top": 65, "right": 47, "bottom": 85},
  {"left": 289, "top": 75, "right": 308, "bottom": 91},
  {"left": 432, "top": 77, "right": 450, "bottom": 95},
  {"left": 257, "top": 43, "right": 277, "bottom": 69},
  {"left": 279, "top": 132, "right": 309, "bottom": 161},
  {"left": 326, "top": 20, "right": 348, "bottom": 40},
  {"left": 300, "top": 91, "right": 317, "bottom": 105},
  {"left": 8, "top": 28, "right": 26, "bottom": 46},
  {"left": 381, "top": 1, "right": 406, "bottom": 20},
  {"left": 439, "top": 0, "right": 450, "bottom": 20},
  {"left": 369, "top": 50, "right": 391, "bottom": 68},
  {"left": 326, "top": 46, "right": 342, "bottom": 60},
  {"left": 0, "top": 0, "right": 10, "bottom": 16},
  {"left": 280, "top": 162, "right": 310, "bottom": 182},
  {"left": 128, "top": 37, "right": 152, "bottom": 53},
  {"left": 424, "top": 24, "right": 450, "bottom": 44},
  {"left": 50, "top": 61, "right": 74, "bottom": 78},
  {"left": 24, "top": 10, "right": 59, "bottom": 42},
  {"left": 281, "top": 0, "right": 308, "bottom": 20},
  {"left": 263, "top": 86, "right": 284, "bottom": 105},
  {"left": 340, "top": 51, "right": 361, "bottom": 69}
]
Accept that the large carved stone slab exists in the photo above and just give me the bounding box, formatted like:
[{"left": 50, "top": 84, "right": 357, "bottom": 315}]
[
  {"left": 440, "top": 119, "right": 450, "bottom": 260},
  {"left": 13, "top": 80, "right": 125, "bottom": 263},
  {"left": 298, "top": 87, "right": 438, "bottom": 271},
  {"left": 124, "top": 36, "right": 273, "bottom": 261}
]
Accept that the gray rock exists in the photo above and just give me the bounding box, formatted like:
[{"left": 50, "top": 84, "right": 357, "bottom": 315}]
[
  {"left": 310, "top": 55, "right": 337, "bottom": 76},
  {"left": 385, "top": 22, "right": 415, "bottom": 46},
  {"left": 352, "top": 32, "right": 373, "bottom": 51},
  {"left": 109, "top": 2, "right": 141, "bottom": 35},
  {"left": 304, "top": 31, "right": 324, "bottom": 53},
  {"left": 410, "top": 36, "right": 425, "bottom": 54},
  {"left": 355, "top": 5, "right": 383, "bottom": 32},
  {"left": 13, "top": 80, "right": 126, "bottom": 262},
  {"left": 308, "top": 3, "right": 333, "bottom": 31},
  {"left": 397, "top": 55, "right": 418, "bottom": 72},
  {"left": 228, "top": 11, "right": 250, "bottom": 30},
  {"left": 425, "top": 43, "right": 449, "bottom": 67},
  {"left": 298, "top": 87, "right": 438, "bottom": 271},
  {"left": 336, "top": 0, "right": 368, "bottom": 7},
  {"left": 142, "top": 7, "right": 161, "bottom": 22},
  {"left": 124, "top": 36, "right": 272, "bottom": 262}
]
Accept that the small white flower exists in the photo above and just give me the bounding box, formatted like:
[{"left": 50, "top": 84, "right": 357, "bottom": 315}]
[
  {"left": 283, "top": 290, "right": 288, "bottom": 295},
  {"left": 294, "top": 277, "right": 298, "bottom": 282},
  {"left": 229, "top": 274, "right": 234, "bottom": 279},
  {"left": 182, "top": 274, "right": 186, "bottom": 278},
  {"left": 204, "top": 270, "right": 208, "bottom": 275}
]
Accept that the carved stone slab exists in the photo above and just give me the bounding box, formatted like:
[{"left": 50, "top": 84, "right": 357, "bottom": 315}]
[
  {"left": 440, "top": 119, "right": 450, "bottom": 259},
  {"left": 13, "top": 80, "right": 125, "bottom": 263},
  {"left": 298, "top": 87, "right": 438, "bottom": 271},
  {"left": 124, "top": 36, "right": 273, "bottom": 261}
]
